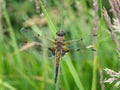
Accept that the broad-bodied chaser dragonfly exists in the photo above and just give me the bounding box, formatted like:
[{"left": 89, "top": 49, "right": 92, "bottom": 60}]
[{"left": 19, "top": 28, "right": 96, "bottom": 83}]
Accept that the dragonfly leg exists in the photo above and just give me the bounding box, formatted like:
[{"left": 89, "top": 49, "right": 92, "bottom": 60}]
[
  {"left": 61, "top": 48, "right": 69, "bottom": 56},
  {"left": 48, "top": 47, "right": 55, "bottom": 56},
  {"left": 52, "top": 50, "right": 55, "bottom": 56},
  {"left": 61, "top": 51, "right": 65, "bottom": 56}
]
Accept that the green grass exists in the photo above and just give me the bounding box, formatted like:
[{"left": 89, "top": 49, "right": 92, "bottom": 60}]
[{"left": 0, "top": 0, "right": 120, "bottom": 90}]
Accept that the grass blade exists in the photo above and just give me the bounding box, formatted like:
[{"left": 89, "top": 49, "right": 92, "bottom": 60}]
[{"left": 65, "top": 55, "right": 84, "bottom": 90}]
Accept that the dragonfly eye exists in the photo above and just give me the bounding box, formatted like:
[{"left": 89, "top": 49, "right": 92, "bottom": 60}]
[{"left": 56, "top": 31, "right": 65, "bottom": 37}]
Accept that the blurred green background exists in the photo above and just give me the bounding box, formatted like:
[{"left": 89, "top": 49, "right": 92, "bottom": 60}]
[{"left": 0, "top": 0, "right": 120, "bottom": 90}]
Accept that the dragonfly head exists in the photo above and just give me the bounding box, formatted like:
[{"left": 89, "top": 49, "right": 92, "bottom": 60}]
[{"left": 56, "top": 31, "right": 65, "bottom": 37}]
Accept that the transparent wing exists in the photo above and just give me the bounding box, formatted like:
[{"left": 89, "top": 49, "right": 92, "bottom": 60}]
[
  {"left": 20, "top": 28, "right": 54, "bottom": 45},
  {"left": 20, "top": 27, "right": 54, "bottom": 43},
  {"left": 61, "top": 34, "right": 97, "bottom": 61},
  {"left": 65, "top": 34, "right": 97, "bottom": 52},
  {"left": 19, "top": 27, "right": 55, "bottom": 56},
  {"left": 18, "top": 41, "right": 54, "bottom": 58},
  {"left": 20, "top": 27, "right": 38, "bottom": 41}
]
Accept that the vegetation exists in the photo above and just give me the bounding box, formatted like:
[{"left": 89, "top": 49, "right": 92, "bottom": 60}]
[{"left": 0, "top": 0, "right": 120, "bottom": 90}]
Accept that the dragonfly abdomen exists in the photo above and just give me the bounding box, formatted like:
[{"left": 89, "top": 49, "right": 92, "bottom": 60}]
[{"left": 55, "top": 51, "right": 61, "bottom": 83}]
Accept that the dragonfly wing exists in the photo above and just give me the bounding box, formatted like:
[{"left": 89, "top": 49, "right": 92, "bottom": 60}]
[
  {"left": 64, "top": 34, "right": 97, "bottom": 57},
  {"left": 20, "top": 27, "right": 54, "bottom": 43},
  {"left": 19, "top": 27, "right": 54, "bottom": 55},
  {"left": 19, "top": 41, "right": 55, "bottom": 57},
  {"left": 20, "top": 27, "right": 56, "bottom": 50},
  {"left": 20, "top": 27, "right": 36, "bottom": 41}
]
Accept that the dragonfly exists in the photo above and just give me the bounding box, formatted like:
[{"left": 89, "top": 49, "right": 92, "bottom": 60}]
[{"left": 19, "top": 28, "right": 96, "bottom": 84}]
